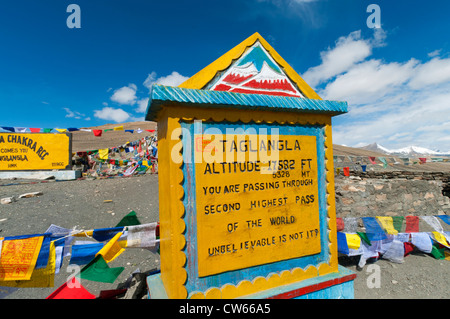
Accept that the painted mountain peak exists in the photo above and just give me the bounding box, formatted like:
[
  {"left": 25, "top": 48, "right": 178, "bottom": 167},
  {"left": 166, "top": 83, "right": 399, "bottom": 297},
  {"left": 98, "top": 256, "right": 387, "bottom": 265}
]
[{"left": 208, "top": 43, "right": 304, "bottom": 98}]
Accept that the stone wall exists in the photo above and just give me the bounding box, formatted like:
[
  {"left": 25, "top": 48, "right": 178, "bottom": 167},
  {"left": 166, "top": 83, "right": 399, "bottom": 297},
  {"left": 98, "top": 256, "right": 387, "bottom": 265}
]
[{"left": 334, "top": 171, "right": 450, "bottom": 218}]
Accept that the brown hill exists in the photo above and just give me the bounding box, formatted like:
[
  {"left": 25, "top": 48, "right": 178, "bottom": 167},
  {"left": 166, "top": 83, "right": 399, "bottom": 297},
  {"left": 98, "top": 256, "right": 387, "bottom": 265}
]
[
  {"left": 71, "top": 121, "right": 156, "bottom": 152},
  {"left": 70, "top": 121, "right": 450, "bottom": 172}
]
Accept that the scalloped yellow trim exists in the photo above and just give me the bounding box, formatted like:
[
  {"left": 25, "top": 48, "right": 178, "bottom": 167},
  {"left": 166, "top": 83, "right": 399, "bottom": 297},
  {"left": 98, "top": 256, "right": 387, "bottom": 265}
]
[
  {"left": 178, "top": 32, "right": 321, "bottom": 100},
  {"left": 159, "top": 106, "right": 339, "bottom": 299}
]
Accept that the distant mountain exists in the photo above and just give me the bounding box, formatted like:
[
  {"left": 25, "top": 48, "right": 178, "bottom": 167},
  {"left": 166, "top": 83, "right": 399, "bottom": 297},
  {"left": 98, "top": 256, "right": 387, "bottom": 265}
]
[{"left": 358, "top": 143, "right": 450, "bottom": 156}]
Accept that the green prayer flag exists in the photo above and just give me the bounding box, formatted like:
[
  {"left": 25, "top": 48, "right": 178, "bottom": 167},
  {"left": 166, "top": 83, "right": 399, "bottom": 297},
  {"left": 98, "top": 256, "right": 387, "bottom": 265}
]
[
  {"left": 357, "top": 232, "right": 371, "bottom": 246},
  {"left": 43, "top": 128, "right": 53, "bottom": 133},
  {"left": 429, "top": 244, "right": 445, "bottom": 260},
  {"left": 392, "top": 216, "right": 404, "bottom": 233},
  {"left": 80, "top": 255, "right": 124, "bottom": 283},
  {"left": 115, "top": 210, "right": 141, "bottom": 227}
]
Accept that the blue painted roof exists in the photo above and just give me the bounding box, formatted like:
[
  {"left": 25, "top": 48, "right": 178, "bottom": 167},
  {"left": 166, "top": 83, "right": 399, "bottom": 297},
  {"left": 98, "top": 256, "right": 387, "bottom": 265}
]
[{"left": 145, "top": 84, "right": 347, "bottom": 121}]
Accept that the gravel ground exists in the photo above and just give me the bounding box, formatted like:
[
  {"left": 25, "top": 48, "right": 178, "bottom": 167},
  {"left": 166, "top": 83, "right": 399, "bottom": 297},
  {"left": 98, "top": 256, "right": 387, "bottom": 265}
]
[
  {"left": 0, "top": 174, "right": 160, "bottom": 299},
  {"left": 0, "top": 174, "right": 448, "bottom": 299}
]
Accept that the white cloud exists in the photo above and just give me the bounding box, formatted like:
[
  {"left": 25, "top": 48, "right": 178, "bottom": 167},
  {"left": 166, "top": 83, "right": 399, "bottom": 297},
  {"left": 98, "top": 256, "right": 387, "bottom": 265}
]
[
  {"left": 93, "top": 107, "right": 130, "bottom": 123},
  {"left": 136, "top": 97, "right": 149, "bottom": 113},
  {"left": 110, "top": 84, "right": 138, "bottom": 105},
  {"left": 408, "top": 57, "right": 450, "bottom": 89},
  {"left": 307, "top": 29, "right": 450, "bottom": 151},
  {"left": 302, "top": 31, "right": 373, "bottom": 87},
  {"left": 143, "top": 71, "right": 189, "bottom": 91},
  {"left": 321, "top": 58, "right": 418, "bottom": 105},
  {"left": 63, "top": 107, "right": 88, "bottom": 120}
]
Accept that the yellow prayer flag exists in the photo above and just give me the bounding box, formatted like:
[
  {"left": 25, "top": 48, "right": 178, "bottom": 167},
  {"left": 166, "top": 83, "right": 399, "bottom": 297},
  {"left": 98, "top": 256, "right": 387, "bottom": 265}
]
[
  {"left": 432, "top": 232, "right": 449, "bottom": 247},
  {"left": 96, "top": 231, "right": 125, "bottom": 263},
  {"left": 114, "top": 126, "right": 124, "bottom": 131},
  {"left": 55, "top": 128, "right": 67, "bottom": 133},
  {"left": 0, "top": 242, "right": 56, "bottom": 288},
  {"left": 0, "top": 236, "right": 44, "bottom": 281},
  {"left": 346, "top": 233, "right": 361, "bottom": 250},
  {"left": 98, "top": 148, "right": 109, "bottom": 160},
  {"left": 376, "top": 216, "right": 398, "bottom": 235}
]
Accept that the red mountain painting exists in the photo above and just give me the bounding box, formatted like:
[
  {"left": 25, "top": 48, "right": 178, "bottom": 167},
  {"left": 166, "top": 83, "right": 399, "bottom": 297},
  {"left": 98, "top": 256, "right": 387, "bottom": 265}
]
[{"left": 208, "top": 43, "right": 304, "bottom": 98}]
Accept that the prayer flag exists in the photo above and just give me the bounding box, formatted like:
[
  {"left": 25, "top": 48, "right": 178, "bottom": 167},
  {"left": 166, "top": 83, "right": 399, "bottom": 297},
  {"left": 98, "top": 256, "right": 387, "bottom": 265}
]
[
  {"left": 1, "top": 127, "right": 15, "bottom": 132},
  {"left": 55, "top": 128, "right": 67, "bottom": 133},
  {"left": 0, "top": 242, "right": 56, "bottom": 288},
  {"left": 419, "top": 157, "right": 427, "bottom": 164},
  {"left": 376, "top": 216, "right": 398, "bottom": 235},
  {"left": 382, "top": 239, "right": 404, "bottom": 263},
  {"left": 114, "top": 126, "right": 124, "bottom": 131},
  {"left": 93, "top": 129, "right": 102, "bottom": 137},
  {"left": 43, "top": 128, "right": 53, "bottom": 133},
  {"left": 392, "top": 216, "right": 404, "bottom": 233},
  {"left": 67, "top": 128, "right": 79, "bottom": 132},
  {"left": 70, "top": 243, "right": 104, "bottom": 265},
  {"left": 115, "top": 210, "right": 141, "bottom": 227},
  {"left": 346, "top": 233, "right": 361, "bottom": 250},
  {"left": 125, "top": 130, "right": 134, "bottom": 133},
  {"left": 104, "top": 129, "right": 113, "bottom": 132},
  {"left": 405, "top": 216, "right": 419, "bottom": 233},
  {"left": 436, "top": 214, "right": 450, "bottom": 226},
  {"left": 343, "top": 217, "right": 358, "bottom": 233},
  {"left": 92, "top": 227, "right": 123, "bottom": 242},
  {"left": 362, "top": 217, "right": 387, "bottom": 241},
  {"left": 343, "top": 167, "right": 350, "bottom": 176},
  {"left": 46, "top": 277, "right": 96, "bottom": 299},
  {"left": 29, "top": 128, "right": 41, "bottom": 133},
  {"left": 357, "top": 232, "right": 371, "bottom": 246},
  {"left": 411, "top": 232, "right": 432, "bottom": 253},
  {"left": 337, "top": 232, "right": 349, "bottom": 255},
  {"left": 0, "top": 236, "right": 44, "bottom": 281},
  {"left": 96, "top": 232, "right": 125, "bottom": 263},
  {"left": 99, "top": 148, "right": 109, "bottom": 160},
  {"left": 14, "top": 127, "right": 27, "bottom": 132},
  {"left": 124, "top": 223, "right": 157, "bottom": 248},
  {"left": 368, "top": 157, "right": 376, "bottom": 164},
  {"left": 336, "top": 218, "right": 344, "bottom": 232},
  {"left": 431, "top": 232, "right": 449, "bottom": 248},
  {"left": 80, "top": 255, "right": 124, "bottom": 283},
  {"left": 378, "top": 157, "right": 388, "bottom": 168},
  {"left": 430, "top": 244, "right": 445, "bottom": 259}
]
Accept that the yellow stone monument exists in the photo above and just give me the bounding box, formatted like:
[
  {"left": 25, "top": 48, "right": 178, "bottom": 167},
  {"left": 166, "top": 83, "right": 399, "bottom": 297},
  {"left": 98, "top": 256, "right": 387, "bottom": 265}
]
[{"left": 146, "top": 33, "right": 354, "bottom": 299}]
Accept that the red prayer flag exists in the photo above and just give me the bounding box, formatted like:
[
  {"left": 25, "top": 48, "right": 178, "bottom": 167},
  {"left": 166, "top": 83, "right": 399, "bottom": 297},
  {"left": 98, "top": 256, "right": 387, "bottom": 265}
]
[
  {"left": 146, "top": 129, "right": 155, "bottom": 133},
  {"left": 404, "top": 242, "right": 414, "bottom": 256},
  {"left": 405, "top": 215, "right": 419, "bottom": 233},
  {"left": 46, "top": 277, "right": 96, "bottom": 299},
  {"left": 336, "top": 218, "right": 344, "bottom": 232},
  {"left": 93, "top": 129, "right": 103, "bottom": 137},
  {"left": 29, "top": 128, "right": 41, "bottom": 133},
  {"left": 419, "top": 158, "right": 427, "bottom": 164},
  {"left": 343, "top": 167, "right": 350, "bottom": 176},
  {"left": 368, "top": 157, "right": 377, "bottom": 164}
]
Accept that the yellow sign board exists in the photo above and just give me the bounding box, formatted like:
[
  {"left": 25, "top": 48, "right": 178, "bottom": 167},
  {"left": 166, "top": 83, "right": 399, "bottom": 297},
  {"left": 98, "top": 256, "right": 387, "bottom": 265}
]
[
  {"left": 0, "top": 133, "right": 71, "bottom": 171},
  {"left": 195, "top": 134, "right": 321, "bottom": 277}
]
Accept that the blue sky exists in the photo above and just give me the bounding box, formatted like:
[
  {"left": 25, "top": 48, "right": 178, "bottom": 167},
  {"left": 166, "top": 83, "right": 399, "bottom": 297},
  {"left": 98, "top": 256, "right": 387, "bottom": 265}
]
[{"left": 1, "top": 0, "right": 450, "bottom": 151}]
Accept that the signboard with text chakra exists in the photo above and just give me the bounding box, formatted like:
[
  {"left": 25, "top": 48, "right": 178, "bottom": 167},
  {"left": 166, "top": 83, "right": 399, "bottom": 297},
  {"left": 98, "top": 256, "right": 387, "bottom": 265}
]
[
  {"left": 0, "top": 133, "right": 72, "bottom": 171},
  {"left": 195, "top": 133, "right": 321, "bottom": 277}
]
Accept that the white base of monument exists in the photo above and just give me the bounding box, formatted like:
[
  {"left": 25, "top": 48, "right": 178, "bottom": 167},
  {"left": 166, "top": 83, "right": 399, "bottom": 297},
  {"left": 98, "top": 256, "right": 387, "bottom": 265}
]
[{"left": 0, "top": 170, "right": 81, "bottom": 181}]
